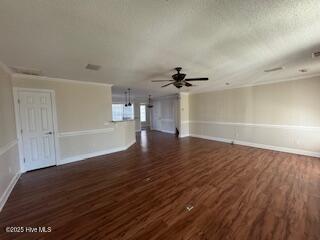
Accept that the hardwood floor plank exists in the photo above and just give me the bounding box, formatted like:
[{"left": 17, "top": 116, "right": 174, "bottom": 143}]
[{"left": 0, "top": 130, "right": 319, "bottom": 240}]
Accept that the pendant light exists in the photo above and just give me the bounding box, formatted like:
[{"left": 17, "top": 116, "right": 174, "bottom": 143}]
[
  {"left": 127, "top": 88, "right": 132, "bottom": 106},
  {"left": 124, "top": 91, "right": 128, "bottom": 107},
  {"left": 147, "top": 95, "right": 153, "bottom": 108}
]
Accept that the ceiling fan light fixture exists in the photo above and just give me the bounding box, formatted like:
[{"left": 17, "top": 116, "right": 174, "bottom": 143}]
[
  {"left": 147, "top": 95, "right": 153, "bottom": 108},
  {"left": 152, "top": 67, "right": 209, "bottom": 89},
  {"left": 124, "top": 88, "right": 132, "bottom": 107}
]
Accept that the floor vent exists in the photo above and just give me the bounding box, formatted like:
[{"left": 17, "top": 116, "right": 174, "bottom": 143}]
[{"left": 86, "top": 64, "right": 101, "bottom": 71}]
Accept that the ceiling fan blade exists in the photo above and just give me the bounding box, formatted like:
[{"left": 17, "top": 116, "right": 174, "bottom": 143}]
[
  {"left": 151, "top": 80, "right": 174, "bottom": 82},
  {"left": 184, "top": 78, "right": 209, "bottom": 81},
  {"left": 161, "top": 82, "right": 174, "bottom": 88},
  {"left": 185, "top": 82, "right": 193, "bottom": 87}
]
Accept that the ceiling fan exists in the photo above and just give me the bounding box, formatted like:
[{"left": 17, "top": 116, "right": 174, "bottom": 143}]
[{"left": 151, "top": 67, "right": 209, "bottom": 88}]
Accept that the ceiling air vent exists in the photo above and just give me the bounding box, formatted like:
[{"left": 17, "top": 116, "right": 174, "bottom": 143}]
[
  {"left": 10, "top": 66, "right": 42, "bottom": 76},
  {"left": 312, "top": 51, "right": 320, "bottom": 58},
  {"left": 264, "top": 67, "right": 284, "bottom": 73},
  {"left": 86, "top": 64, "right": 101, "bottom": 71}
]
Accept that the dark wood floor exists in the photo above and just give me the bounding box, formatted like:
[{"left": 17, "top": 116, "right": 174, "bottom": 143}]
[{"left": 0, "top": 130, "right": 319, "bottom": 240}]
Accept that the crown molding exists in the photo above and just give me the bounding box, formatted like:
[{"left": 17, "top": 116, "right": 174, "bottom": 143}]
[
  {"left": 12, "top": 73, "right": 113, "bottom": 87},
  {"left": 0, "top": 61, "right": 13, "bottom": 76}
]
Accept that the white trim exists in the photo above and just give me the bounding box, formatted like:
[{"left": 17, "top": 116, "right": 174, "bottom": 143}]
[
  {"left": 51, "top": 90, "right": 61, "bottom": 169},
  {"left": 189, "top": 134, "right": 320, "bottom": 158},
  {"left": 235, "top": 140, "right": 320, "bottom": 158},
  {"left": 179, "top": 134, "right": 189, "bottom": 138},
  {"left": 58, "top": 128, "right": 114, "bottom": 137},
  {"left": 13, "top": 73, "right": 113, "bottom": 87},
  {"left": 0, "top": 173, "right": 21, "bottom": 212},
  {"left": 188, "top": 120, "right": 320, "bottom": 131},
  {"left": 0, "top": 140, "right": 18, "bottom": 156},
  {"left": 13, "top": 87, "right": 60, "bottom": 173},
  {"left": 58, "top": 140, "right": 136, "bottom": 165},
  {"left": 160, "top": 129, "right": 175, "bottom": 134},
  {"left": 12, "top": 88, "right": 24, "bottom": 172},
  {"left": 190, "top": 134, "right": 233, "bottom": 144}
]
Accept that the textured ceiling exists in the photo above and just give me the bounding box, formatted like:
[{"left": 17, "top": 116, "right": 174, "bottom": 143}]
[{"left": 0, "top": 0, "right": 320, "bottom": 97}]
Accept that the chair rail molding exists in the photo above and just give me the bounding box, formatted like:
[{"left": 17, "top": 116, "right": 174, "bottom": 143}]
[{"left": 58, "top": 128, "right": 114, "bottom": 138}]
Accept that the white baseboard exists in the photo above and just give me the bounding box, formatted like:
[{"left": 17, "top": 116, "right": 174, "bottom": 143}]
[
  {"left": 179, "top": 134, "right": 190, "bottom": 138},
  {"left": 190, "top": 134, "right": 232, "bottom": 144},
  {"left": 161, "top": 130, "right": 175, "bottom": 134},
  {"left": 58, "top": 140, "right": 136, "bottom": 165},
  {"left": 0, "top": 173, "right": 21, "bottom": 212},
  {"left": 235, "top": 140, "right": 320, "bottom": 158},
  {"left": 189, "top": 134, "right": 320, "bottom": 158}
]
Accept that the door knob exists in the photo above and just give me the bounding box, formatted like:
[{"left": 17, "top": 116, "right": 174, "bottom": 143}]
[{"left": 46, "top": 132, "right": 53, "bottom": 135}]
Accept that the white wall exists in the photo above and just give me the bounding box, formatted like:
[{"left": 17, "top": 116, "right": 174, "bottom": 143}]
[
  {"left": 179, "top": 93, "right": 190, "bottom": 137},
  {"left": 0, "top": 63, "right": 20, "bottom": 211},
  {"left": 187, "top": 77, "right": 320, "bottom": 157},
  {"left": 151, "top": 95, "right": 178, "bottom": 134}
]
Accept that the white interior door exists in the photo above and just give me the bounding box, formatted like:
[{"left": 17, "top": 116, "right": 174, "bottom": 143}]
[{"left": 18, "top": 90, "right": 57, "bottom": 171}]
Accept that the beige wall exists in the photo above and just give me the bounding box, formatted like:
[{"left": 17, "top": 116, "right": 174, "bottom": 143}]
[
  {"left": 59, "top": 120, "right": 136, "bottom": 164},
  {"left": 12, "top": 74, "right": 136, "bottom": 165},
  {"left": 0, "top": 63, "right": 20, "bottom": 210},
  {"left": 12, "top": 75, "right": 112, "bottom": 132},
  {"left": 188, "top": 77, "right": 320, "bottom": 156},
  {"left": 0, "top": 66, "right": 17, "bottom": 146}
]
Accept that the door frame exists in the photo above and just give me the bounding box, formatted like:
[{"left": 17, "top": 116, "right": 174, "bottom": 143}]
[{"left": 13, "top": 87, "right": 60, "bottom": 173}]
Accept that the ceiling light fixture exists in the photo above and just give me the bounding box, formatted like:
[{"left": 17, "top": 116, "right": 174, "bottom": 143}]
[
  {"left": 124, "top": 91, "right": 128, "bottom": 107},
  {"left": 147, "top": 95, "right": 153, "bottom": 108},
  {"left": 127, "top": 88, "right": 132, "bottom": 107}
]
